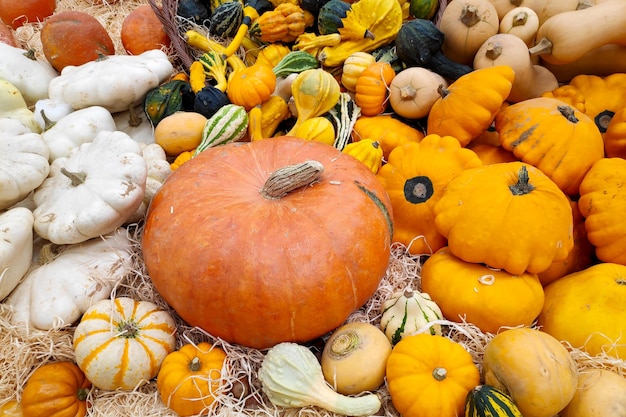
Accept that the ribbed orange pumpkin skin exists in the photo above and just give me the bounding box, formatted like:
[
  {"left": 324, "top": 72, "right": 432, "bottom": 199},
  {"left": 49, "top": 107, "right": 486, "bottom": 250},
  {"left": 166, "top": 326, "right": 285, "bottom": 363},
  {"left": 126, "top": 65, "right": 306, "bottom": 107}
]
[{"left": 142, "top": 137, "right": 394, "bottom": 349}]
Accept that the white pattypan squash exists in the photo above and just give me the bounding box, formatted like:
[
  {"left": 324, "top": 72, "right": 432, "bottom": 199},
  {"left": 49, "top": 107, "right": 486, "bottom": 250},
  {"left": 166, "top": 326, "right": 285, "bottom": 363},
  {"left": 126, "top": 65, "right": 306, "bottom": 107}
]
[
  {"left": 48, "top": 50, "right": 174, "bottom": 113},
  {"left": 113, "top": 105, "right": 155, "bottom": 145},
  {"left": 33, "top": 130, "right": 147, "bottom": 244},
  {"left": 33, "top": 98, "right": 74, "bottom": 131},
  {"left": 0, "top": 118, "right": 50, "bottom": 210},
  {"left": 5, "top": 227, "right": 134, "bottom": 330},
  {"left": 0, "top": 43, "right": 58, "bottom": 106},
  {"left": 0, "top": 207, "right": 34, "bottom": 300},
  {"left": 126, "top": 143, "right": 172, "bottom": 224},
  {"left": 41, "top": 106, "right": 116, "bottom": 161},
  {"left": 0, "top": 80, "right": 41, "bottom": 133}
]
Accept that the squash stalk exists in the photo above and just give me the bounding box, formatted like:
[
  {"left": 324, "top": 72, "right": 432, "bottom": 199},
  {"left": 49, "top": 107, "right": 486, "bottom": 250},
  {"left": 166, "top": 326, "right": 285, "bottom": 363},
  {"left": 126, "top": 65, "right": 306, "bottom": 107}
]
[
  {"left": 260, "top": 160, "right": 324, "bottom": 199},
  {"left": 509, "top": 165, "right": 535, "bottom": 196}
]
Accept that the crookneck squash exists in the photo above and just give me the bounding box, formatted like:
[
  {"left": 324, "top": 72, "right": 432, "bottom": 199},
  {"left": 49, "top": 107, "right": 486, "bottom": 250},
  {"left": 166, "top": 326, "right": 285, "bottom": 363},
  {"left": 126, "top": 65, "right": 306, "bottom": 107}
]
[
  {"left": 433, "top": 162, "right": 574, "bottom": 275},
  {"left": 376, "top": 134, "right": 483, "bottom": 255}
]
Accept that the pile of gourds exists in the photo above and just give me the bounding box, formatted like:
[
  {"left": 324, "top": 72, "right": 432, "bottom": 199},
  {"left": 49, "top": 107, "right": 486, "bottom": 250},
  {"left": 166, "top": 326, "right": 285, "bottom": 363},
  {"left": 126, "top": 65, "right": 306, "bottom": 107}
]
[{"left": 1, "top": 0, "right": 626, "bottom": 415}]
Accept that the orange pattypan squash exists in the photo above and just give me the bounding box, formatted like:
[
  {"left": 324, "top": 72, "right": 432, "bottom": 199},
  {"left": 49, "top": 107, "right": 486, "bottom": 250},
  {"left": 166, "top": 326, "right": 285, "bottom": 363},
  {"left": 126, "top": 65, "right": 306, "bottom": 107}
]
[
  {"left": 434, "top": 162, "right": 573, "bottom": 275},
  {"left": 420, "top": 247, "right": 545, "bottom": 334},
  {"left": 0, "top": 400, "right": 21, "bottom": 416},
  {"left": 249, "top": 3, "right": 307, "bottom": 43},
  {"left": 578, "top": 157, "right": 626, "bottom": 265},
  {"left": 386, "top": 333, "right": 480, "bottom": 417},
  {"left": 495, "top": 97, "right": 605, "bottom": 196},
  {"left": 427, "top": 65, "right": 515, "bottom": 146},
  {"left": 354, "top": 62, "right": 396, "bottom": 116},
  {"left": 227, "top": 63, "right": 277, "bottom": 111},
  {"left": 541, "top": 84, "right": 586, "bottom": 113},
  {"left": 538, "top": 262, "right": 626, "bottom": 360},
  {"left": 142, "top": 137, "right": 393, "bottom": 349},
  {"left": 21, "top": 361, "right": 91, "bottom": 417},
  {"left": 604, "top": 107, "right": 626, "bottom": 158},
  {"left": 537, "top": 199, "right": 595, "bottom": 286},
  {"left": 157, "top": 342, "right": 228, "bottom": 416},
  {"left": 376, "top": 134, "right": 483, "bottom": 255},
  {"left": 466, "top": 142, "right": 518, "bottom": 165},
  {"left": 351, "top": 114, "right": 424, "bottom": 159}
]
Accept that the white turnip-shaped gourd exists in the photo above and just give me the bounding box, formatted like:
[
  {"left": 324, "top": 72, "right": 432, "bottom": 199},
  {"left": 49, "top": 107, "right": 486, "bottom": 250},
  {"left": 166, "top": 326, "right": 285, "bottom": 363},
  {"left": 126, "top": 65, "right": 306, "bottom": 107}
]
[
  {"left": 0, "top": 207, "right": 34, "bottom": 301},
  {"left": 33, "top": 130, "right": 147, "bottom": 244},
  {"left": 5, "top": 227, "right": 133, "bottom": 329},
  {"left": 0, "top": 118, "right": 50, "bottom": 210},
  {"left": 41, "top": 106, "right": 117, "bottom": 161},
  {"left": 126, "top": 143, "right": 172, "bottom": 224},
  {"left": 48, "top": 50, "right": 174, "bottom": 113},
  {"left": 380, "top": 287, "right": 444, "bottom": 345},
  {"left": 0, "top": 43, "right": 58, "bottom": 106}
]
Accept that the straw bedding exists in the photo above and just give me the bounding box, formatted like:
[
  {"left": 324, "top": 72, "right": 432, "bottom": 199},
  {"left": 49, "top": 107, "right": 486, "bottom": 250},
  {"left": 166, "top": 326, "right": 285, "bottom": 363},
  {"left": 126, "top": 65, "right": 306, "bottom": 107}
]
[{"left": 3, "top": 0, "right": 625, "bottom": 415}]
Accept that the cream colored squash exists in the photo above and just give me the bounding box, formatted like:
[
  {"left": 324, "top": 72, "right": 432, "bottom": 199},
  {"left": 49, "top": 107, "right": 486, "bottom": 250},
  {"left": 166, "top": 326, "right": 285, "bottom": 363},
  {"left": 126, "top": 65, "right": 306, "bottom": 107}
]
[
  {"left": 498, "top": 6, "right": 539, "bottom": 47},
  {"left": 388, "top": 67, "right": 447, "bottom": 119},
  {"left": 560, "top": 369, "right": 626, "bottom": 417},
  {"left": 0, "top": 207, "right": 34, "bottom": 301}
]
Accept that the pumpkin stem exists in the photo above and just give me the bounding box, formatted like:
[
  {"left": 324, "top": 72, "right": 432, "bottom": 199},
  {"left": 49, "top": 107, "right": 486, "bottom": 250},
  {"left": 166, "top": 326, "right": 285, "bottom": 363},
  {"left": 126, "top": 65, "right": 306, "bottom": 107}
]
[
  {"left": 511, "top": 11, "right": 528, "bottom": 27},
  {"left": 528, "top": 37, "right": 553, "bottom": 57},
  {"left": 127, "top": 105, "right": 142, "bottom": 127},
  {"left": 76, "top": 387, "right": 90, "bottom": 402},
  {"left": 260, "top": 160, "right": 324, "bottom": 199},
  {"left": 327, "top": 330, "right": 361, "bottom": 360},
  {"left": 116, "top": 319, "right": 141, "bottom": 339},
  {"left": 460, "top": 5, "right": 481, "bottom": 27},
  {"left": 558, "top": 105, "right": 579, "bottom": 123},
  {"left": 437, "top": 84, "right": 449, "bottom": 99},
  {"left": 509, "top": 165, "right": 535, "bottom": 196},
  {"left": 39, "top": 109, "right": 57, "bottom": 131},
  {"left": 485, "top": 42, "right": 502, "bottom": 60},
  {"left": 60, "top": 167, "right": 87, "bottom": 186},
  {"left": 189, "top": 356, "right": 202, "bottom": 372},
  {"left": 399, "top": 84, "right": 417, "bottom": 100},
  {"left": 23, "top": 49, "right": 37, "bottom": 61},
  {"left": 432, "top": 367, "right": 447, "bottom": 381}
]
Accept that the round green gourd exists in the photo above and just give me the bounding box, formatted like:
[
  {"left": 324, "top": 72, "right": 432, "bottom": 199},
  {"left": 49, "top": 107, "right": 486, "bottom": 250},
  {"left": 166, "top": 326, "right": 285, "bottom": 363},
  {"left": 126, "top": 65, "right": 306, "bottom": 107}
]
[
  {"left": 144, "top": 80, "right": 193, "bottom": 126},
  {"left": 409, "top": 0, "right": 438, "bottom": 20},
  {"left": 464, "top": 385, "right": 523, "bottom": 417},
  {"left": 210, "top": 0, "right": 243, "bottom": 38}
]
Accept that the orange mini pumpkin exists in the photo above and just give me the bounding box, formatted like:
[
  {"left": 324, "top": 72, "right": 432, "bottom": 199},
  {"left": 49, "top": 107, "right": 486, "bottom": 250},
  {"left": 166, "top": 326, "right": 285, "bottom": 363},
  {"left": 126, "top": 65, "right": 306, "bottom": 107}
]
[
  {"left": 0, "top": 0, "right": 55, "bottom": 29},
  {"left": 40, "top": 11, "right": 115, "bottom": 72},
  {"left": 227, "top": 63, "right": 276, "bottom": 111},
  {"left": 142, "top": 137, "right": 394, "bottom": 349},
  {"left": 354, "top": 62, "right": 396, "bottom": 116},
  {"left": 121, "top": 4, "right": 171, "bottom": 55}
]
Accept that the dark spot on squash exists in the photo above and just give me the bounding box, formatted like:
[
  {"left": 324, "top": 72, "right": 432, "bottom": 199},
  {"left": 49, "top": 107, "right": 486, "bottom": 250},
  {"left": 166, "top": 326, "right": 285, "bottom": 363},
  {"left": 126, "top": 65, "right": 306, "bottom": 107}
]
[
  {"left": 510, "top": 125, "right": 537, "bottom": 148},
  {"left": 404, "top": 175, "right": 433, "bottom": 204}
]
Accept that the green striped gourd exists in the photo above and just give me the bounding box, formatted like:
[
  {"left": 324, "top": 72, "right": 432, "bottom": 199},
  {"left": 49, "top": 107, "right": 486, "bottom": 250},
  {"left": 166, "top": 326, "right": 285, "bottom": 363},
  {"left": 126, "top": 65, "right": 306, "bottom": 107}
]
[
  {"left": 465, "top": 385, "right": 523, "bottom": 417},
  {"left": 379, "top": 287, "right": 443, "bottom": 345},
  {"left": 210, "top": 0, "right": 243, "bottom": 38},
  {"left": 272, "top": 51, "right": 319, "bottom": 78},
  {"left": 194, "top": 104, "right": 248, "bottom": 155}
]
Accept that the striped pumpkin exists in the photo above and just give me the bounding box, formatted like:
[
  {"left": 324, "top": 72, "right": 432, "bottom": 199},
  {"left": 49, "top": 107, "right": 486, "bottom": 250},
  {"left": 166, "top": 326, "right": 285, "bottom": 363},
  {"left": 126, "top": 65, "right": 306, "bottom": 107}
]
[
  {"left": 465, "top": 385, "right": 523, "bottom": 417},
  {"left": 195, "top": 104, "right": 249, "bottom": 155},
  {"left": 73, "top": 297, "right": 177, "bottom": 390}
]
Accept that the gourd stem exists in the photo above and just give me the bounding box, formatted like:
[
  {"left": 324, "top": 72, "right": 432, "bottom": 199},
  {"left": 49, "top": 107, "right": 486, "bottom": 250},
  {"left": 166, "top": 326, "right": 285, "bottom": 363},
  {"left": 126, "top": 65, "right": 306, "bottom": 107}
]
[
  {"left": 117, "top": 320, "right": 141, "bottom": 339},
  {"left": 558, "top": 105, "right": 578, "bottom": 123},
  {"left": 432, "top": 367, "right": 447, "bottom": 381},
  {"left": 510, "top": 0, "right": 523, "bottom": 6},
  {"left": 509, "top": 165, "right": 535, "bottom": 196},
  {"left": 260, "top": 160, "right": 324, "bottom": 199},
  {"left": 460, "top": 5, "right": 481, "bottom": 27},
  {"left": 403, "top": 287, "right": 415, "bottom": 298},
  {"left": 577, "top": 0, "right": 594, "bottom": 9},
  {"left": 364, "top": 29, "right": 375, "bottom": 40},
  {"left": 485, "top": 43, "right": 502, "bottom": 60},
  {"left": 76, "top": 387, "right": 90, "bottom": 402},
  {"left": 60, "top": 167, "right": 87, "bottom": 186},
  {"left": 39, "top": 109, "right": 56, "bottom": 131},
  {"left": 528, "top": 37, "right": 553, "bottom": 57},
  {"left": 38, "top": 243, "right": 63, "bottom": 265},
  {"left": 128, "top": 105, "right": 141, "bottom": 127},
  {"left": 437, "top": 84, "right": 449, "bottom": 99},
  {"left": 23, "top": 49, "right": 37, "bottom": 61},
  {"left": 189, "top": 356, "right": 202, "bottom": 372},
  {"left": 399, "top": 84, "right": 417, "bottom": 100},
  {"left": 511, "top": 11, "right": 528, "bottom": 27}
]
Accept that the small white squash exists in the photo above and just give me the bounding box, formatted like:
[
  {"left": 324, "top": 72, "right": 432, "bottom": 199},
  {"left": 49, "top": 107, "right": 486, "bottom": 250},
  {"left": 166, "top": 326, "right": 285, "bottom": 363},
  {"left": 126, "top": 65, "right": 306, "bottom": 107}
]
[
  {"left": 33, "top": 130, "right": 147, "bottom": 244},
  {"left": 5, "top": 227, "right": 133, "bottom": 329},
  {"left": 73, "top": 296, "right": 177, "bottom": 390},
  {"left": 0, "top": 118, "right": 50, "bottom": 210},
  {"left": 389, "top": 67, "right": 447, "bottom": 119},
  {"left": 0, "top": 207, "right": 34, "bottom": 301}
]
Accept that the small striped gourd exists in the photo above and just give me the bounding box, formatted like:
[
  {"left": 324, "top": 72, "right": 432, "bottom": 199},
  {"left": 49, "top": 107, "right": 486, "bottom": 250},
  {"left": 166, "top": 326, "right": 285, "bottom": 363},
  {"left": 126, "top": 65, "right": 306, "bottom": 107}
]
[
  {"left": 195, "top": 104, "right": 248, "bottom": 155},
  {"left": 380, "top": 287, "right": 443, "bottom": 345},
  {"left": 272, "top": 50, "right": 319, "bottom": 78},
  {"left": 73, "top": 297, "right": 177, "bottom": 391},
  {"left": 209, "top": 0, "right": 243, "bottom": 38},
  {"left": 465, "top": 385, "right": 523, "bottom": 417}
]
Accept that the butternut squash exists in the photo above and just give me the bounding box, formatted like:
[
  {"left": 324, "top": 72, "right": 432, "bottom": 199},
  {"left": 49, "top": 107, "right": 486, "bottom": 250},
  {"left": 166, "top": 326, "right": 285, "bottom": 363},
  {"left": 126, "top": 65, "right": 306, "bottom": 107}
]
[
  {"left": 498, "top": 6, "right": 538, "bottom": 47},
  {"left": 529, "top": 0, "right": 626, "bottom": 65},
  {"left": 488, "top": 0, "right": 594, "bottom": 24},
  {"left": 388, "top": 67, "right": 447, "bottom": 119},
  {"left": 439, "top": 0, "right": 499, "bottom": 65},
  {"left": 473, "top": 34, "right": 558, "bottom": 103},
  {"left": 540, "top": 44, "right": 626, "bottom": 83}
]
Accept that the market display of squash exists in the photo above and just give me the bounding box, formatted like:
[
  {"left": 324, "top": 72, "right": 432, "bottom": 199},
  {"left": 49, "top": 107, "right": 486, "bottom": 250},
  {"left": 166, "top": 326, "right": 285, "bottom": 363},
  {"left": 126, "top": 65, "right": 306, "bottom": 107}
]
[{"left": 1, "top": 0, "right": 626, "bottom": 415}]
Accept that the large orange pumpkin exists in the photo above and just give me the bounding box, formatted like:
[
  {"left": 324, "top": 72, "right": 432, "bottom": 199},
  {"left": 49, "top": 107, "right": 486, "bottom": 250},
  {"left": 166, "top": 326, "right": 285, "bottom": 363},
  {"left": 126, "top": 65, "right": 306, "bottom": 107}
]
[{"left": 142, "top": 137, "right": 394, "bottom": 349}]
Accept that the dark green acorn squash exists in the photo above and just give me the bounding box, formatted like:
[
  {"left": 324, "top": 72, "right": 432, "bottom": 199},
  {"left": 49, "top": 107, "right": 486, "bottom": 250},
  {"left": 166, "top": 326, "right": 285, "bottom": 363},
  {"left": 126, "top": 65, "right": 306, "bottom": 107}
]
[
  {"left": 395, "top": 19, "right": 473, "bottom": 80},
  {"left": 193, "top": 85, "right": 231, "bottom": 119},
  {"left": 177, "top": 0, "right": 212, "bottom": 26},
  {"left": 144, "top": 80, "right": 194, "bottom": 126},
  {"left": 464, "top": 385, "right": 523, "bottom": 417}
]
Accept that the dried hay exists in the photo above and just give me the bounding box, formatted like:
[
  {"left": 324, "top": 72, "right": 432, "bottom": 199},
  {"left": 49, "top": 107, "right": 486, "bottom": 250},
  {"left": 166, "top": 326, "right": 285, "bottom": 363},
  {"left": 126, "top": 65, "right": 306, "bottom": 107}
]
[{"left": 2, "top": 0, "right": 624, "bottom": 415}]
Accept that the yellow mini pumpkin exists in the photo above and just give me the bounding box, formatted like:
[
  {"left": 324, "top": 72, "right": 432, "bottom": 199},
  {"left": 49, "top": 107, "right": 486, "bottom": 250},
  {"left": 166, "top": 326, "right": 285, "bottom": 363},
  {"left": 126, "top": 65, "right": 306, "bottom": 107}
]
[
  {"left": 157, "top": 342, "right": 228, "bottom": 416},
  {"left": 578, "top": 157, "right": 626, "bottom": 265},
  {"left": 495, "top": 97, "right": 605, "bottom": 196},
  {"left": 420, "top": 247, "right": 545, "bottom": 334},
  {"left": 386, "top": 333, "right": 480, "bottom": 417},
  {"left": 433, "top": 162, "right": 574, "bottom": 275},
  {"left": 342, "top": 139, "right": 384, "bottom": 174},
  {"left": 427, "top": 65, "right": 515, "bottom": 146},
  {"left": 376, "top": 134, "right": 483, "bottom": 255},
  {"left": 537, "top": 262, "right": 626, "bottom": 360}
]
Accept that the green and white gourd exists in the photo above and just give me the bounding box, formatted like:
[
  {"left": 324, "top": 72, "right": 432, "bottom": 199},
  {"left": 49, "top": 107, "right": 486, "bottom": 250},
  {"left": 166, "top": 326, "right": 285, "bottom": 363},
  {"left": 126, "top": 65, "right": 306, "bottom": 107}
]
[
  {"left": 194, "top": 104, "right": 248, "bottom": 155},
  {"left": 380, "top": 287, "right": 443, "bottom": 345}
]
